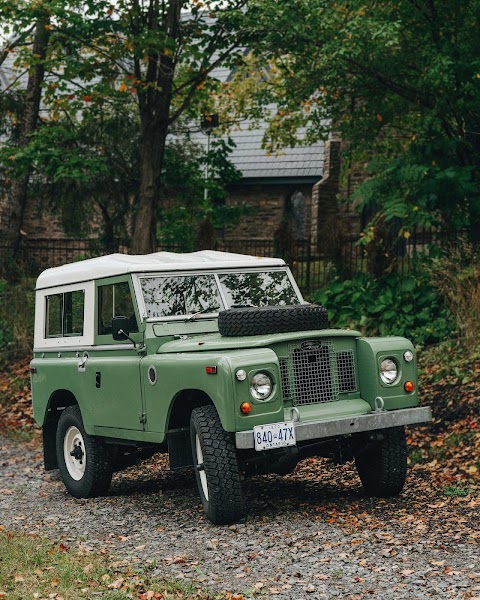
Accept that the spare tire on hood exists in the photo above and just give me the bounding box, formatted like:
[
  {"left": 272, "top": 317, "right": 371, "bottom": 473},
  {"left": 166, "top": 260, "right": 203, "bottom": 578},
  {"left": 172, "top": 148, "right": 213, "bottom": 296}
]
[{"left": 218, "top": 304, "right": 329, "bottom": 337}]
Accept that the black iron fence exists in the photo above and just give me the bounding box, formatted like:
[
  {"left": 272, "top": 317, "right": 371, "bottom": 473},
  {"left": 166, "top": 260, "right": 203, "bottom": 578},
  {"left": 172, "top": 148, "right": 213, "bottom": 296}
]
[{"left": 0, "top": 228, "right": 468, "bottom": 294}]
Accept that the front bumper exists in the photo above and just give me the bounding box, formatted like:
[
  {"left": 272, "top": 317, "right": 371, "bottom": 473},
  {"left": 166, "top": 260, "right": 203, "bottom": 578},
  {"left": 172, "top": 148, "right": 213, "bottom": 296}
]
[{"left": 235, "top": 406, "right": 432, "bottom": 450}]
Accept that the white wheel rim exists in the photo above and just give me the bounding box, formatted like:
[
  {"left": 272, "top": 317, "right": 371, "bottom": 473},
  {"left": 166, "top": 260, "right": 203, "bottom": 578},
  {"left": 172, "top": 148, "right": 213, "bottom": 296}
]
[
  {"left": 195, "top": 434, "right": 209, "bottom": 501},
  {"left": 64, "top": 426, "right": 86, "bottom": 481}
]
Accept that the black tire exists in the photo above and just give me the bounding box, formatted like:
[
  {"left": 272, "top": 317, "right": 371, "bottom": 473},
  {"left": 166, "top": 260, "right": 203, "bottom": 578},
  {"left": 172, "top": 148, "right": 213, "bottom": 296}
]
[
  {"left": 56, "top": 405, "right": 114, "bottom": 498},
  {"left": 270, "top": 459, "right": 298, "bottom": 476},
  {"left": 190, "top": 405, "right": 245, "bottom": 525},
  {"left": 354, "top": 426, "right": 408, "bottom": 497},
  {"left": 218, "top": 304, "right": 329, "bottom": 337}
]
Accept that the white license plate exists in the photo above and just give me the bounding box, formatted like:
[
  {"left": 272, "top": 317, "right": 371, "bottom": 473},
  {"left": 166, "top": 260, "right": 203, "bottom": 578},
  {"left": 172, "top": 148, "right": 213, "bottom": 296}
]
[{"left": 253, "top": 421, "right": 296, "bottom": 451}]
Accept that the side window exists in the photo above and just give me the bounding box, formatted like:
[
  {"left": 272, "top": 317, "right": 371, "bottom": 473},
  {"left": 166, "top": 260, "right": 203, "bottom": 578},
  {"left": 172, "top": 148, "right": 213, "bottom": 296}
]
[
  {"left": 98, "top": 281, "right": 138, "bottom": 336},
  {"left": 46, "top": 294, "right": 63, "bottom": 337},
  {"left": 64, "top": 291, "right": 85, "bottom": 336},
  {"left": 45, "top": 290, "right": 84, "bottom": 338}
]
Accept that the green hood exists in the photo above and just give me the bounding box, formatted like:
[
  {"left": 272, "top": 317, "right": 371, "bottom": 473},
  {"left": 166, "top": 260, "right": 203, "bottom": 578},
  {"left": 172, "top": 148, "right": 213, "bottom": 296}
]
[{"left": 157, "top": 329, "right": 360, "bottom": 354}]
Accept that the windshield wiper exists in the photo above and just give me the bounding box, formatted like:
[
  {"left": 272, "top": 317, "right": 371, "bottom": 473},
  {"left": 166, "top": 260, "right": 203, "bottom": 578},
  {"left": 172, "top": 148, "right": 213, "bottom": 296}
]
[{"left": 185, "top": 306, "right": 220, "bottom": 321}]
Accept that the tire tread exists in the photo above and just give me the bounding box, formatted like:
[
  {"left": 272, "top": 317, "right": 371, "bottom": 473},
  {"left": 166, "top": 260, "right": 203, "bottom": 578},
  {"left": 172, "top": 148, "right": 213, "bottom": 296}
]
[
  {"left": 56, "top": 405, "right": 114, "bottom": 498},
  {"left": 355, "top": 426, "right": 408, "bottom": 497},
  {"left": 191, "top": 405, "right": 245, "bottom": 524},
  {"left": 218, "top": 304, "right": 329, "bottom": 337}
]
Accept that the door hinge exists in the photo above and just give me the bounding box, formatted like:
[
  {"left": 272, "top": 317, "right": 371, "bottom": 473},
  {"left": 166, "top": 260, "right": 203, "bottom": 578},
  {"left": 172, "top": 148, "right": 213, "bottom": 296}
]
[{"left": 139, "top": 412, "right": 146, "bottom": 424}]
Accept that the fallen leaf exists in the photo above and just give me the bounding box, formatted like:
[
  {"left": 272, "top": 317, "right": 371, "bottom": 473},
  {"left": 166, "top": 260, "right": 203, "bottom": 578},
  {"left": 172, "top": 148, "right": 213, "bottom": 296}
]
[{"left": 108, "top": 577, "right": 125, "bottom": 589}]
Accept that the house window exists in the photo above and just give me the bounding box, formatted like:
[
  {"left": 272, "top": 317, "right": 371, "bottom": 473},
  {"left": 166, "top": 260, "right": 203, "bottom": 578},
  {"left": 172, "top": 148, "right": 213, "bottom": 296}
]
[
  {"left": 45, "top": 290, "right": 85, "bottom": 338},
  {"left": 286, "top": 190, "right": 306, "bottom": 240},
  {"left": 98, "top": 282, "right": 138, "bottom": 335}
]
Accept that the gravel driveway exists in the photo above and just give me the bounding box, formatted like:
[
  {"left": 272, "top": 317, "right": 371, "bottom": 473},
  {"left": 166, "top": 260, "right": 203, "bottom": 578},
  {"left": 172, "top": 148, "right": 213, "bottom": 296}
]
[{"left": 1, "top": 434, "right": 479, "bottom": 600}]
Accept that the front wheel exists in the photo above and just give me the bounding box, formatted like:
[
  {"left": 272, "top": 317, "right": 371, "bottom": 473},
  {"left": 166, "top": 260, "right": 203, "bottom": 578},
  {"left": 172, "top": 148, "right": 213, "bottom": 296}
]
[
  {"left": 354, "top": 426, "right": 408, "bottom": 497},
  {"left": 56, "top": 405, "right": 114, "bottom": 498},
  {"left": 190, "top": 405, "right": 245, "bottom": 525}
]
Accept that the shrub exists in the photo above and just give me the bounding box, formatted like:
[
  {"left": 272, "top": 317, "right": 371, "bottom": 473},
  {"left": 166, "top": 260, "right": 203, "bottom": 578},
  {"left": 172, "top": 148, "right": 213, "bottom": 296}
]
[
  {"left": 425, "top": 240, "right": 480, "bottom": 346},
  {"left": 0, "top": 279, "right": 35, "bottom": 357},
  {"left": 313, "top": 269, "right": 454, "bottom": 346}
]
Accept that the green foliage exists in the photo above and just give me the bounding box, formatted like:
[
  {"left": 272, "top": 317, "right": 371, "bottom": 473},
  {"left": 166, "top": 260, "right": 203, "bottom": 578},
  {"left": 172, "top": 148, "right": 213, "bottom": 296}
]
[
  {"left": 314, "top": 269, "right": 454, "bottom": 346},
  {"left": 0, "top": 279, "right": 9, "bottom": 348},
  {"left": 0, "top": 0, "right": 248, "bottom": 253},
  {"left": 2, "top": 98, "right": 245, "bottom": 248},
  {"left": 0, "top": 279, "right": 35, "bottom": 356},
  {"left": 442, "top": 486, "right": 470, "bottom": 498},
  {"left": 158, "top": 137, "right": 249, "bottom": 250},
  {"left": 356, "top": 156, "right": 477, "bottom": 235},
  {"left": 241, "top": 0, "right": 480, "bottom": 240}
]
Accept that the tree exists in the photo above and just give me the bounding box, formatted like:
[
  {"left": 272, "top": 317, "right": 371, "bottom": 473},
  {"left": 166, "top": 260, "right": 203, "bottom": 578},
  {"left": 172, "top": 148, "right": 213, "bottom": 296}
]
[
  {"left": 0, "top": 4, "right": 51, "bottom": 260},
  {"left": 0, "top": 0, "right": 247, "bottom": 256},
  {"left": 239, "top": 0, "right": 480, "bottom": 243},
  {"left": 25, "top": 102, "right": 140, "bottom": 251},
  {"left": 158, "top": 136, "right": 246, "bottom": 251},
  {"left": 14, "top": 105, "right": 245, "bottom": 251}
]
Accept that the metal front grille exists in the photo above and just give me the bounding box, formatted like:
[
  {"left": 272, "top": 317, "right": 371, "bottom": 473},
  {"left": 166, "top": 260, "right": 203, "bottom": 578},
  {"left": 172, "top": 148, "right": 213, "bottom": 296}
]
[
  {"left": 278, "top": 341, "right": 357, "bottom": 406},
  {"left": 279, "top": 357, "right": 294, "bottom": 402},
  {"left": 337, "top": 350, "right": 357, "bottom": 393},
  {"left": 292, "top": 342, "right": 337, "bottom": 404}
]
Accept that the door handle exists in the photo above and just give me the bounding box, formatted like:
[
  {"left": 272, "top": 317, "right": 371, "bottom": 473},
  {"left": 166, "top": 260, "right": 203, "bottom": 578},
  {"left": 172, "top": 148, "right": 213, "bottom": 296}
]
[
  {"left": 95, "top": 372, "right": 101, "bottom": 388},
  {"left": 77, "top": 351, "right": 89, "bottom": 373}
]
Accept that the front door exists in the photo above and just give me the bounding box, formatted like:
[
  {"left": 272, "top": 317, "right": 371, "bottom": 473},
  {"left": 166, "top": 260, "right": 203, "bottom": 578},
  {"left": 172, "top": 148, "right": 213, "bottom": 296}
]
[{"left": 86, "top": 278, "right": 145, "bottom": 431}]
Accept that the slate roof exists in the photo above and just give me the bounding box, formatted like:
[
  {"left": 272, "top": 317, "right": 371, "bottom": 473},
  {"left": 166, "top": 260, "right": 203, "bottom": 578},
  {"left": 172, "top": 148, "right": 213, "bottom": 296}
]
[
  {"left": 198, "top": 61, "right": 325, "bottom": 182},
  {"left": 218, "top": 119, "right": 323, "bottom": 181}
]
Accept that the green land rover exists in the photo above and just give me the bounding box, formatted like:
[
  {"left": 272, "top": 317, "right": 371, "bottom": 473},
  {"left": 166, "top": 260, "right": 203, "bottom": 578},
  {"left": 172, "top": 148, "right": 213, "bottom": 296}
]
[{"left": 31, "top": 250, "right": 431, "bottom": 524}]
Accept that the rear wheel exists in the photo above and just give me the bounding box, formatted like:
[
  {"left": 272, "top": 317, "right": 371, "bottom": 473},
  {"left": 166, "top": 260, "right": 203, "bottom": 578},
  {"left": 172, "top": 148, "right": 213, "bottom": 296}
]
[
  {"left": 56, "top": 405, "right": 114, "bottom": 498},
  {"left": 354, "top": 426, "right": 408, "bottom": 497},
  {"left": 190, "top": 405, "right": 245, "bottom": 524}
]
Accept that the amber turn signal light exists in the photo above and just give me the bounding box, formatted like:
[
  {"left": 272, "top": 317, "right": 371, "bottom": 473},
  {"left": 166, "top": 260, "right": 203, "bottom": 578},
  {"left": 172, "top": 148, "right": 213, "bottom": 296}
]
[
  {"left": 404, "top": 381, "right": 415, "bottom": 392},
  {"left": 240, "top": 402, "right": 252, "bottom": 414}
]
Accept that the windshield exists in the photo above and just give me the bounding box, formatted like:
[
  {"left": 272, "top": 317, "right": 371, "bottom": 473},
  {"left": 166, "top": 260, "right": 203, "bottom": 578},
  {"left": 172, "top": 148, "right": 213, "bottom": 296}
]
[
  {"left": 219, "top": 271, "right": 301, "bottom": 307},
  {"left": 140, "top": 270, "right": 301, "bottom": 319},
  {"left": 140, "top": 275, "right": 223, "bottom": 318}
]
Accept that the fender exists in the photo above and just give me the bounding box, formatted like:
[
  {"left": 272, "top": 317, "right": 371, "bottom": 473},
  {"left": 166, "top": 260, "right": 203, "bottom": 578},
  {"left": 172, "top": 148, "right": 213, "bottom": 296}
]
[{"left": 142, "top": 347, "right": 283, "bottom": 436}]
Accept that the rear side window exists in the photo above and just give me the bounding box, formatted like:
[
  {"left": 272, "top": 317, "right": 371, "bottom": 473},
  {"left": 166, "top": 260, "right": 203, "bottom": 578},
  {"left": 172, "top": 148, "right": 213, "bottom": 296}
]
[
  {"left": 45, "top": 290, "right": 85, "bottom": 338},
  {"left": 98, "top": 281, "right": 138, "bottom": 335}
]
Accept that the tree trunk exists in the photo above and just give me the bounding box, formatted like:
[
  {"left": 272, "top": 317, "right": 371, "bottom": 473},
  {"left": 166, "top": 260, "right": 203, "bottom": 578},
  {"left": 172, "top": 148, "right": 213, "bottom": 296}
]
[
  {"left": 129, "top": 0, "right": 182, "bottom": 255},
  {"left": 130, "top": 125, "right": 168, "bottom": 254},
  {"left": 0, "top": 17, "right": 50, "bottom": 270}
]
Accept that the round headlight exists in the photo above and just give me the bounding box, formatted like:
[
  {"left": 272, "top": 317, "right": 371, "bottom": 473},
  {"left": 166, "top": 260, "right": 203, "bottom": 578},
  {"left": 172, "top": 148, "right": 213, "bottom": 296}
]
[
  {"left": 403, "top": 350, "right": 414, "bottom": 363},
  {"left": 379, "top": 358, "right": 398, "bottom": 384},
  {"left": 250, "top": 372, "right": 273, "bottom": 400}
]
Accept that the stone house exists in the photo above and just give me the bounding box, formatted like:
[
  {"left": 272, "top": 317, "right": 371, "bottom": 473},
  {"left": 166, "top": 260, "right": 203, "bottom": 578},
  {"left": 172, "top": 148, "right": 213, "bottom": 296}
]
[
  {"left": 218, "top": 125, "right": 359, "bottom": 254},
  {"left": 193, "top": 63, "right": 361, "bottom": 254}
]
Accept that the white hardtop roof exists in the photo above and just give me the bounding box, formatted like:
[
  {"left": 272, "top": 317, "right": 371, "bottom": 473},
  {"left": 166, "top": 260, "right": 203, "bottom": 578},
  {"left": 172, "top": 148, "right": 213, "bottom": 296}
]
[{"left": 36, "top": 250, "right": 286, "bottom": 290}]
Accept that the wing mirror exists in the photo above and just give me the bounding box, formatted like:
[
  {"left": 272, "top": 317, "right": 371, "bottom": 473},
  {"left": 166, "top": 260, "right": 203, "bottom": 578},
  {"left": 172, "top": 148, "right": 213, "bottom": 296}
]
[{"left": 112, "top": 316, "right": 130, "bottom": 341}]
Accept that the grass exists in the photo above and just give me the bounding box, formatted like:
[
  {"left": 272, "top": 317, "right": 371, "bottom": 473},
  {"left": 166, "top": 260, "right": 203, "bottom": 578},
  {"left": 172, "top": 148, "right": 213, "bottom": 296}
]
[
  {"left": 408, "top": 448, "right": 423, "bottom": 466},
  {"left": 0, "top": 426, "right": 36, "bottom": 442},
  {"left": 442, "top": 486, "right": 470, "bottom": 498},
  {"left": 0, "top": 530, "right": 221, "bottom": 600}
]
